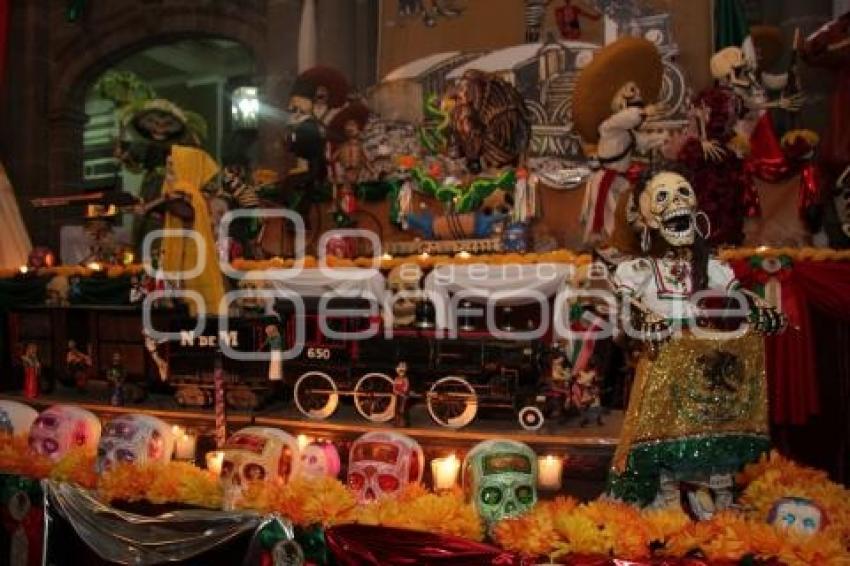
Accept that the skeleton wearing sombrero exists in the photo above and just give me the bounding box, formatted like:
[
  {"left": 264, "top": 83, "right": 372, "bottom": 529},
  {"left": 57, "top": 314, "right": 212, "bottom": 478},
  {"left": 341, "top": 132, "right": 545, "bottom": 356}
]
[{"left": 573, "top": 37, "right": 665, "bottom": 248}]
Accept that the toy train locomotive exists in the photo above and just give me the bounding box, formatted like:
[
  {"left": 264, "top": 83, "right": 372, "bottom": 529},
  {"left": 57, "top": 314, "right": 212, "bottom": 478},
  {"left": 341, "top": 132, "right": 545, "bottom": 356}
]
[{"left": 161, "top": 297, "right": 577, "bottom": 430}]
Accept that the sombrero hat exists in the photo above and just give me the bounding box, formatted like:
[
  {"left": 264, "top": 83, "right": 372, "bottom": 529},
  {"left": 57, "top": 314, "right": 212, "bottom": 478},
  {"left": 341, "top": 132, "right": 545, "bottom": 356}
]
[
  {"left": 749, "top": 25, "right": 784, "bottom": 69},
  {"left": 573, "top": 37, "right": 663, "bottom": 144},
  {"left": 291, "top": 66, "right": 351, "bottom": 108},
  {"left": 327, "top": 101, "right": 371, "bottom": 144}
]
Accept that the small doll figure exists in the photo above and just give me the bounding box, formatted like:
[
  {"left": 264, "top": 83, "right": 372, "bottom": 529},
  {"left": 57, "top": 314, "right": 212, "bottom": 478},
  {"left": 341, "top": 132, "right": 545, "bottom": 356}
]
[
  {"left": 66, "top": 340, "right": 92, "bottom": 392},
  {"left": 393, "top": 361, "right": 411, "bottom": 427},
  {"left": 21, "top": 343, "right": 40, "bottom": 399},
  {"left": 129, "top": 275, "right": 146, "bottom": 304},
  {"left": 329, "top": 103, "right": 374, "bottom": 214},
  {"left": 571, "top": 369, "right": 603, "bottom": 426},
  {"left": 547, "top": 350, "right": 572, "bottom": 419},
  {"left": 262, "top": 325, "right": 283, "bottom": 381},
  {"left": 107, "top": 352, "right": 127, "bottom": 406}
]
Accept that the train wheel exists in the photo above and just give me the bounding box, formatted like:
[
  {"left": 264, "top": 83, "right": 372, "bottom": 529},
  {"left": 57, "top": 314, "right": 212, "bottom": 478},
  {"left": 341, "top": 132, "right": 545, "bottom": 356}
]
[
  {"left": 518, "top": 406, "right": 544, "bottom": 431},
  {"left": 294, "top": 371, "right": 339, "bottom": 420},
  {"left": 426, "top": 376, "right": 478, "bottom": 429},
  {"left": 353, "top": 372, "right": 396, "bottom": 423}
]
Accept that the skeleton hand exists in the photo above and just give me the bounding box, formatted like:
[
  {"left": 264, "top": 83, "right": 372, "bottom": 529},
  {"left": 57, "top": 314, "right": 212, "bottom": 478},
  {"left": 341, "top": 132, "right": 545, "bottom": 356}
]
[
  {"left": 777, "top": 92, "right": 806, "bottom": 112},
  {"left": 629, "top": 300, "right": 672, "bottom": 345},
  {"left": 743, "top": 290, "right": 788, "bottom": 335},
  {"left": 643, "top": 104, "right": 666, "bottom": 119},
  {"left": 701, "top": 139, "right": 725, "bottom": 162}
]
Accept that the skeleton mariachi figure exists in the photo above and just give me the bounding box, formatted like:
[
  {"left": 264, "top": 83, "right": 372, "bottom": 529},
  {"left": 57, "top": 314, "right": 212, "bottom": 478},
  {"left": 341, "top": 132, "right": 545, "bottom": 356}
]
[
  {"left": 329, "top": 101, "right": 374, "bottom": 214},
  {"left": 608, "top": 168, "right": 786, "bottom": 517},
  {"left": 573, "top": 37, "right": 665, "bottom": 247},
  {"left": 676, "top": 45, "right": 803, "bottom": 246}
]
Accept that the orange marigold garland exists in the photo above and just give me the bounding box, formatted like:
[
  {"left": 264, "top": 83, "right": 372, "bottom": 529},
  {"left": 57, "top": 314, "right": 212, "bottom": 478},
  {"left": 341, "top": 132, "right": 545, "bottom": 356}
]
[
  {"left": 97, "top": 462, "right": 222, "bottom": 509},
  {"left": 239, "top": 476, "right": 357, "bottom": 527},
  {"left": 0, "top": 435, "right": 52, "bottom": 479}
]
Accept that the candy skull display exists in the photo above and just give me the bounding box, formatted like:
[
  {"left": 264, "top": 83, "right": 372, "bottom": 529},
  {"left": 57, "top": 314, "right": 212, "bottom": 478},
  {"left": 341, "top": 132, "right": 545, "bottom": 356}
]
[
  {"left": 463, "top": 439, "right": 537, "bottom": 527},
  {"left": 0, "top": 401, "right": 38, "bottom": 436},
  {"left": 220, "top": 427, "right": 299, "bottom": 509},
  {"left": 710, "top": 46, "right": 755, "bottom": 91},
  {"left": 298, "top": 441, "right": 341, "bottom": 479},
  {"left": 768, "top": 497, "right": 826, "bottom": 537},
  {"left": 347, "top": 431, "right": 423, "bottom": 503},
  {"left": 637, "top": 171, "right": 698, "bottom": 247},
  {"left": 95, "top": 414, "right": 174, "bottom": 474},
  {"left": 28, "top": 405, "right": 101, "bottom": 461}
]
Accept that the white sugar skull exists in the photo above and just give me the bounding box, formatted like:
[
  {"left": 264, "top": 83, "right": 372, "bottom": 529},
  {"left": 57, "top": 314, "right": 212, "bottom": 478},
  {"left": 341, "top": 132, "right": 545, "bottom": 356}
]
[
  {"left": 463, "top": 439, "right": 537, "bottom": 528},
  {"left": 768, "top": 497, "right": 826, "bottom": 537},
  {"left": 710, "top": 46, "right": 756, "bottom": 92},
  {"left": 28, "top": 405, "right": 101, "bottom": 461},
  {"left": 611, "top": 81, "right": 645, "bottom": 113},
  {"left": 96, "top": 414, "right": 174, "bottom": 474},
  {"left": 387, "top": 263, "right": 423, "bottom": 326},
  {"left": 638, "top": 171, "right": 698, "bottom": 247},
  {"left": 347, "top": 431, "right": 423, "bottom": 503},
  {"left": 220, "top": 427, "right": 299, "bottom": 509},
  {"left": 0, "top": 401, "right": 38, "bottom": 436},
  {"left": 298, "top": 441, "right": 341, "bottom": 479}
]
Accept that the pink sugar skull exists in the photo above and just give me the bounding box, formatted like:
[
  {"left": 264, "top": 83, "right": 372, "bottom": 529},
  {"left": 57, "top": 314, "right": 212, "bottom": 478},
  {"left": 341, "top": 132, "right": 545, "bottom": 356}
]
[
  {"left": 28, "top": 405, "right": 101, "bottom": 461},
  {"left": 0, "top": 400, "right": 38, "bottom": 436},
  {"left": 220, "top": 427, "right": 299, "bottom": 510},
  {"left": 96, "top": 414, "right": 174, "bottom": 474},
  {"left": 298, "top": 441, "right": 341, "bottom": 479},
  {"left": 347, "top": 431, "right": 423, "bottom": 503}
]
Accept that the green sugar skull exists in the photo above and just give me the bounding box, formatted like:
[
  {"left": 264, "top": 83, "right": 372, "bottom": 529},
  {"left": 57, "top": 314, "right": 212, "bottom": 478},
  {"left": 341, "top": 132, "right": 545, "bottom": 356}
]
[{"left": 463, "top": 439, "right": 537, "bottom": 528}]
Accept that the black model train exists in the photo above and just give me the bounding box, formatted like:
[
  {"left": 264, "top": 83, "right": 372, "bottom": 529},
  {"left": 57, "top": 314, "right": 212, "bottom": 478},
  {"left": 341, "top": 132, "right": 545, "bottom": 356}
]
[{"left": 163, "top": 297, "right": 557, "bottom": 430}]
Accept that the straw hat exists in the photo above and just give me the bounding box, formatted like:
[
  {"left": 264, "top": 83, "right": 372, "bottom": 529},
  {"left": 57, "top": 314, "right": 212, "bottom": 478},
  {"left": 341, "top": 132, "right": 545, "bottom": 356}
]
[{"left": 573, "top": 37, "right": 663, "bottom": 143}]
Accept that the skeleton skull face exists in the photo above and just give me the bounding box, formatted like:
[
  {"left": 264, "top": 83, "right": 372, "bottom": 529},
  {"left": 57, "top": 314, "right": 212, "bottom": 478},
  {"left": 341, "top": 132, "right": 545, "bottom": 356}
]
[
  {"left": 347, "top": 431, "right": 423, "bottom": 503},
  {"left": 96, "top": 414, "right": 173, "bottom": 474},
  {"left": 463, "top": 439, "right": 537, "bottom": 528},
  {"left": 611, "top": 81, "right": 645, "bottom": 113},
  {"left": 638, "top": 171, "right": 698, "bottom": 247},
  {"left": 220, "top": 427, "right": 298, "bottom": 509},
  {"left": 768, "top": 497, "right": 826, "bottom": 537},
  {"left": 298, "top": 441, "right": 341, "bottom": 479},
  {"left": 28, "top": 405, "right": 101, "bottom": 461},
  {"left": 387, "top": 263, "right": 423, "bottom": 327},
  {"left": 0, "top": 401, "right": 38, "bottom": 437},
  {"left": 710, "top": 47, "right": 756, "bottom": 92}
]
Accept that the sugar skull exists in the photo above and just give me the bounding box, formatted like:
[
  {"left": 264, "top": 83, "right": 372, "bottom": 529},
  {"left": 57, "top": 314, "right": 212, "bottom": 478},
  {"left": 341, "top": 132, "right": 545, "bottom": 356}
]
[
  {"left": 637, "top": 171, "right": 698, "bottom": 247},
  {"left": 96, "top": 414, "right": 174, "bottom": 474},
  {"left": 0, "top": 401, "right": 38, "bottom": 437},
  {"left": 463, "top": 439, "right": 537, "bottom": 528},
  {"left": 768, "top": 497, "right": 826, "bottom": 537},
  {"left": 347, "top": 431, "right": 423, "bottom": 503},
  {"left": 28, "top": 405, "right": 101, "bottom": 461},
  {"left": 298, "top": 441, "right": 341, "bottom": 480},
  {"left": 220, "top": 427, "right": 299, "bottom": 509},
  {"left": 387, "top": 263, "right": 423, "bottom": 327}
]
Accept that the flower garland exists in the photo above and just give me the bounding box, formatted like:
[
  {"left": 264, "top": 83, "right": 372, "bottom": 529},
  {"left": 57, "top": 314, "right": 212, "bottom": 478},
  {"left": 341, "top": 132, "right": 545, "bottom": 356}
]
[
  {"left": 720, "top": 247, "right": 850, "bottom": 262},
  {"left": 0, "top": 264, "right": 145, "bottom": 280},
  {"left": 97, "top": 462, "right": 222, "bottom": 509},
  {"left": 0, "top": 435, "right": 96, "bottom": 487}
]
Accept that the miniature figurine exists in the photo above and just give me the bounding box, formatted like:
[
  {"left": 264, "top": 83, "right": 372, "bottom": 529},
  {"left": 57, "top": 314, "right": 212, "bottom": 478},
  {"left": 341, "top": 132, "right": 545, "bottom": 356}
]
[
  {"left": 393, "top": 361, "right": 411, "bottom": 427},
  {"left": 571, "top": 369, "right": 603, "bottom": 426},
  {"left": 66, "top": 340, "right": 92, "bottom": 392},
  {"left": 129, "top": 275, "right": 146, "bottom": 304},
  {"left": 21, "top": 343, "right": 40, "bottom": 400},
  {"left": 573, "top": 37, "right": 665, "bottom": 247},
  {"left": 107, "top": 352, "right": 127, "bottom": 407},
  {"left": 547, "top": 350, "right": 571, "bottom": 420},
  {"left": 329, "top": 102, "right": 375, "bottom": 214},
  {"left": 263, "top": 325, "right": 283, "bottom": 382},
  {"left": 555, "top": 0, "right": 600, "bottom": 40},
  {"left": 45, "top": 275, "right": 70, "bottom": 307}
]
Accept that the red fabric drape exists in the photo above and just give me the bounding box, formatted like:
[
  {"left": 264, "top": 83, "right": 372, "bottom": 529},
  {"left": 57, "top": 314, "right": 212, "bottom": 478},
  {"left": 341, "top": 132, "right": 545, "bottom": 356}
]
[{"left": 732, "top": 259, "right": 850, "bottom": 425}]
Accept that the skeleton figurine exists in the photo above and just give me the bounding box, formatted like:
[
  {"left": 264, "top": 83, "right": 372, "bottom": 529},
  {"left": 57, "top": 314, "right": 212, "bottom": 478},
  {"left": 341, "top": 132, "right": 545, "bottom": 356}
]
[
  {"left": 609, "top": 168, "right": 786, "bottom": 511},
  {"left": 0, "top": 401, "right": 38, "bottom": 437},
  {"left": 66, "top": 340, "right": 92, "bottom": 392},
  {"left": 298, "top": 441, "right": 341, "bottom": 480},
  {"left": 96, "top": 414, "right": 174, "bottom": 474},
  {"left": 393, "top": 362, "right": 411, "bottom": 427},
  {"left": 463, "top": 439, "right": 537, "bottom": 531},
  {"left": 329, "top": 102, "right": 375, "bottom": 214},
  {"left": 220, "top": 427, "right": 299, "bottom": 510},
  {"left": 28, "top": 405, "right": 101, "bottom": 461},
  {"left": 107, "top": 352, "right": 127, "bottom": 407},
  {"left": 347, "top": 431, "right": 423, "bottom": 503}
]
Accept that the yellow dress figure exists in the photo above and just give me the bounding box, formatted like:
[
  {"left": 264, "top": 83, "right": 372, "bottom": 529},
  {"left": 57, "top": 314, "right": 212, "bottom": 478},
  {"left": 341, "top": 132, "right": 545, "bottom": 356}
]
[{"left": 160, "top": 145, "right": 224, "bottom": 316}]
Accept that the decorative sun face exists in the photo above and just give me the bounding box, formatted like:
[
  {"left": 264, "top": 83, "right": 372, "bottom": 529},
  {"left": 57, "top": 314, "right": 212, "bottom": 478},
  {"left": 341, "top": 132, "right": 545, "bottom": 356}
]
[{"left": 638, "top": 171, "right": 698, "bottom": 247}]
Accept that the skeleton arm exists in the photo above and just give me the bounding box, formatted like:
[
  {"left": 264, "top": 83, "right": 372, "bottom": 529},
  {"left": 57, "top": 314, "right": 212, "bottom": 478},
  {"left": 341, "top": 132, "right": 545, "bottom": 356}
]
[{"left": 691, "top": 102, "right": 725, "bottom": 162}]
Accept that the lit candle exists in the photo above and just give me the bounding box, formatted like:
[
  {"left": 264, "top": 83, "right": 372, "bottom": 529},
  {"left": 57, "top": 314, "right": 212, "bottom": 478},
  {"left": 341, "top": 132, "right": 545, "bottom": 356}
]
[
  {"left": 537, "top": 455, "right": 563, "bottom": 490},
  {"left": 172, "top": 426, "right": 197, "bottom": 461},
  {"left": 297, "top": 434, "right": 312, "bottom": 451},
  {"left": 456, "top": 250, "right": 471, "bottom": 259},
  {"left": 381, "top": 253, "right": 393, "bottom": 261},
  {"left": 206, "top": 450, "right": 224, "bottom": 475},
  {"left": 86, "top": 261, "right": 102, "bottom": 272},
  {"left": 18, "top": 265, "right": 28, "bottom": 274},
  {"left": 431, "top": 454, "right": 460, "bottom": 491}
]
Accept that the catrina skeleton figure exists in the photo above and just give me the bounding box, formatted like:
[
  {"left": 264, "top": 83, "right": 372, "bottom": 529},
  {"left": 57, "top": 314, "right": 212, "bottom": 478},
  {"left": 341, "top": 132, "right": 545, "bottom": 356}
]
[{"left": 608, "top": 168, "right": 786, "bottom": 516}]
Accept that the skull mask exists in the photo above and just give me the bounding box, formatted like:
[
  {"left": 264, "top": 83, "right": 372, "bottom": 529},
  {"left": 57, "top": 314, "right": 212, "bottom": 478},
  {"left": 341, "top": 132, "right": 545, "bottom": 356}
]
[
  {"left": 347, "top": 431, "right": 423, "bottom": 503},
  {"left": 0, "top": 401, "right": 38, "bottom": 437},
  {"left": 463, "top": 439, "right": 537, "bottom": 529},
  {"left": 611, "top": 81, "right": 645, "bottom": 113},
  {"left": 387, "top": 263, "right": 423, "bottom": 327},
  {"left": 96, "top": 414, "right": 174, "bottom": 474},
  {"left": 768, "top": 497, "right": 826, "bottom": 537},
  {"left": 638, "top": 171, "right": 698, "bottom": 247},
  {"left": 220, "top": 427, "right": 299, "bottom": 510},
  {"left": 710, "top": 47, "right": 756, "bottom": 93},
  {"left": 298, "top": 441, "right": 341, "bottom": 479},
  {"left": 28, "top": 405, "right": 101, "bottom": 461}
]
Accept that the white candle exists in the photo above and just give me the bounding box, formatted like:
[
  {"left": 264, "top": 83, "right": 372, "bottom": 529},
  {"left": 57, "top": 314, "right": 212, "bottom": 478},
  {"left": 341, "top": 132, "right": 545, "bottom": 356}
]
[
  {"left": 537, "top": 455, "right": 563, "bottom": 490},
  {"left": 431, "top": 454, "right": 460, "bottom": 491},
  {"left": 297, "top": 434, "right": 312, "bottom": 451},
  {"left": 206, "top": 450, "right": 224, "bottom": 475},
  {"left": 172, "top": 426, "right": 197, "bottom": 461}
]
